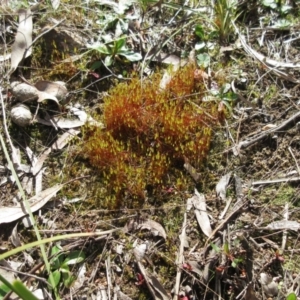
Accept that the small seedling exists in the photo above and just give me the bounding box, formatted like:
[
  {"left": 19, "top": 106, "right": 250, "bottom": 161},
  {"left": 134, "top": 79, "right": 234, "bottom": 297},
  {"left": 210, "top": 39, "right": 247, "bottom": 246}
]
[
  {"left": 48, "top": 245, "right": 86, "bottom": 290},
  {"left": 87, "top": 38, "right": 142, "bottom": 66}
]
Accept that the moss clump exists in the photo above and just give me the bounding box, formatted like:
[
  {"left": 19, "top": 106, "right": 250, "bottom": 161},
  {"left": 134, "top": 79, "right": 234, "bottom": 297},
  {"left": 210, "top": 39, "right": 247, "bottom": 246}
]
[{"left": 82, "top": 64, "right": 223, "bottom": 207}]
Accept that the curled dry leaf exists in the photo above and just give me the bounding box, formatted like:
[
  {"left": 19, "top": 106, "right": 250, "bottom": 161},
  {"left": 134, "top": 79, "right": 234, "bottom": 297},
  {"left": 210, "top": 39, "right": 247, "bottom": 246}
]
[
  {"left": 259, "top": 273, "right": 278, "bottom": 297},
  {"left": 9, "top": 9, "right": 33, "bottom": 76},
  {"left": 216, "top": 172, "right": 232, "bottom": 201},
  {"left": 184, "top": 261, "right": 203, "bottom": 277},
  {"left": 188, "top": 189, "right": 212, "bottom": 237},
  {"left": 10, "top": 103, "right": 32, "bottom": 126},
  {"left": 35, "top": 80, "right": 68, "bottom": 103},
  {"left": 11, "top": 82, "right": 39, "bottom": 102},
  {"left": 10, "top": 223, "right": 22, "bottom": 247},
  {"left": 124, "top": 217, "right": 167, "bottom": 239}
]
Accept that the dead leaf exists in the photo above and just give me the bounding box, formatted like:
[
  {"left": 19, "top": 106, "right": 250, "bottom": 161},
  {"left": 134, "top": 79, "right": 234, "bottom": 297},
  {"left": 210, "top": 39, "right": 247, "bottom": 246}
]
[
  {"left": 9, "top": 9, "right": 33, "bottom": 76},
  {"left": 36, "top": 115, "right": 85, "bottom": 128},
  {"left": 124, "top": 217, "right": 167, "bottom": 239},
  {"left": 36, "top": 91, "right": 60, "bottom": 106},
  {"left": 259, "top": 273, "right": 278, "bottom": 297},
  {"left": 266, "top": 220, "right": 300, "bottom": 231},
  {"left": 72, "top": 263, "right": 86, "bottom": 290},
  {"left": 183, "top": 157, "right": 200, "bottom": 181},
  {"left": 51, "top": 0, "right": 60, "bottom": 9},
  {"left": 203, "top": 238, "right": 220, "bottom": 283},
  {"left": 262, "top": 124, "right": 277, "bottom": 131},
  {"left": 216, "top": 172, "right": 232, "bottom": 201},
  {"left": 189, "top": 189, "right": 212, "bottom": 237},
  {"left": 0, "top": 260, "right": 20, "bottom": 287},
  {"left": 159, "top": 70, "right": 173, "bottom": 90},
  {"left": 0, "top": 184, "right": 64, "bottom": 224},
  {"left": 146, "top": 51, "right": 187, "bottom": 67},
  {"left": 10, "top": 223, "right": 21, "bottom": 247},
  {"left": 133, "top": 243, "right": 147, "bottom": 261},
  {"left": 185, "top": 261, "right": 203, "bottom": 277},
  {"left": 136, "top": 260, "right": 169, "bottom": 300},
  {"left": 35, "top": 81, "right": 68, "bottom": 102}
]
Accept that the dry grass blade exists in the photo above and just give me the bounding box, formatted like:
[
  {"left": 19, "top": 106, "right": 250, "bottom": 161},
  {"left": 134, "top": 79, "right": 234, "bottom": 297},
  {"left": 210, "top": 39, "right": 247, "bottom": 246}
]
[{"left": 173, "top": 211, "right": 187, "bottom": 300}]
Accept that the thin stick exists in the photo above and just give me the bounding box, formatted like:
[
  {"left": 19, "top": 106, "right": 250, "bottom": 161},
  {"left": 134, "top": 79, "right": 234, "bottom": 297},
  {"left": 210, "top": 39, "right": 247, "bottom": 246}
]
[
  {"left": 173, "top": 211, "right": 187, "bottom": 300},
  {"left": 288, "top": 146, "right": 300, "bottom": 176},
  {"left": 252, "top": 177, "right": 300, "bottom": 186}
]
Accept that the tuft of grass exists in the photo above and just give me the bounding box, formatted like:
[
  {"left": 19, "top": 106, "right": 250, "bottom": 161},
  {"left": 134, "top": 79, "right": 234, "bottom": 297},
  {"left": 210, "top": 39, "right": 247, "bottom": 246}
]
[{"left": 213, "top": 0, "right": 240, "bottom": 44}]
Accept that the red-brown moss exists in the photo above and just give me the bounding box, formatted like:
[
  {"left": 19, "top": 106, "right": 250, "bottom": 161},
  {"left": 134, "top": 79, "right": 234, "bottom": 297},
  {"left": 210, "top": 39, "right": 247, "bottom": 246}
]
[{"left": 82, "top": 64, "right": 223, "bottom": 207}]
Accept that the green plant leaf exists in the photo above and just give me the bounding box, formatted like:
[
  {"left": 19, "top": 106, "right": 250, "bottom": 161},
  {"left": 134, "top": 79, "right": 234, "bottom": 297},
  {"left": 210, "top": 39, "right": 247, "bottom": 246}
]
[
  {"left": 280, "top": 4, "right": 292, "bottom": 13},
  {"left": 221, "top": 100, "right": 233, "bottom": 113},
  {"left": 210, "top": 243, "right": 220, "bottom": 252},
  {"left": 195, "top": 25, "right": 205, "bottom": 39},
  {"left": 223, "top": 242, "right": 230, "bottom": 255},
  {"left": 50, "top": 251, "right": 65, "bottom": 270},
  {"left": 231, "top": 257, "right": 243, "bottom": 268},
  {"left": 261, "top": 0, "right": 277, "bottom": 9},
  {"left": 12, "top": 281, "right": 39, "bottom": 300},
  {"left": 50, "top": 245, "right": 64, "bottom": 267},
  {"left": 220, "top": 83, "right": 231, "bottom": 94},
  {"left": 104, "top": 55, "right": 114, "bottom": 66},
  {"left": 62, "top": 271, "right": 75, "bottom": 288},
  {"left": 60, "top": 265, "right": 75, "bottom": 288},
  {"left": 273, "top": 19, "right": 291, "bottom": 28},
  {"left": 50, "top": 245, "right": 61, "bottom": 256},
  {"left": 286, "top": 292, "right": 297, "bottom": 300},
  {"left": 64, "top": 251, "right": 86, "bottom": 265},
  {"left": 0, "top": 276, "right": 39, "bottom": 300},
  {"left": 0, "top": 273, "right": 38, "bottom": 300},
  {"left": 115, "top": 38, "right": 126, "bottom": 51},
  {"left": 118, "top": 50, "right": 142, "bottom": 61},
  {"left": 90, "top": 61, "right": 102, "bottom": 71},
  {"left": 48, "top": 270, "right": 61, "bottom": 289},
  {"left": 196, "top": 53, "right": 210, "bottom": 68},
  {"left": 92, "top": 44, "right": 112, "bottom": 55},
  {"left": 0, "top": 283, "right": 11, "bottom": 298}
]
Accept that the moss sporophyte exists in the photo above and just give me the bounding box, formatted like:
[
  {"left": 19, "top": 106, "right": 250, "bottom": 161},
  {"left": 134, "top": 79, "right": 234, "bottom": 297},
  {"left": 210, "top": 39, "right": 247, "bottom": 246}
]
[{"left": 81, "top": 64, "right": 224, "bottom": 207}]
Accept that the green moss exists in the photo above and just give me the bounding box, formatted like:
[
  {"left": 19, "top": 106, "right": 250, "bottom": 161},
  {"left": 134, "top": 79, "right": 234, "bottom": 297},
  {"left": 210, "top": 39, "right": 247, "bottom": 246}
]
[{"left": 259, "top": 185, "right": 296, "bottom": 206}]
